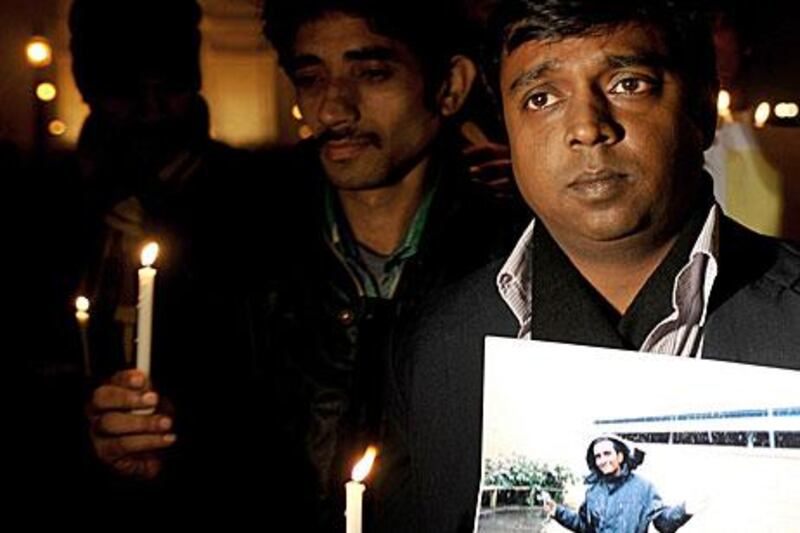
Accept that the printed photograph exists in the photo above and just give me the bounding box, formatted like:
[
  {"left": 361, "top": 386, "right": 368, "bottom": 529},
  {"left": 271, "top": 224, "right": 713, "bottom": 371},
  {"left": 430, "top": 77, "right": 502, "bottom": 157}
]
[{"left": 478, "top": 337, "right": 800, "bottom": 533}]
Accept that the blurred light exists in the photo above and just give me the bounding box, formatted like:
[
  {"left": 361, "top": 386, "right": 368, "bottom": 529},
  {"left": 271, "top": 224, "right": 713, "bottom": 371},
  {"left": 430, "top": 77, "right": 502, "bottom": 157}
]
[
  {"left": 35, "top": 82, "right": 57, "bottom": 102},
  {"left": 26, "top": 37, "right": 52, "bottom": 68},
  {"left": 48, "top": 119, "right": 67, "bottom": 136},
  {"left": 291, "top": 104, "right": 303, "bottom": 121},
  {"left": 75, "top": 296, "right": 90, "bottom": 313},
  {"left": 717, "top": 90, "right": 732, "bottom": 124},
  {"left": 298, "top": 125, "right": 314, "bottom": 140},
  {"left": 754, "top": 102, "right": 771, "bottom": 129},
  {"left": 774, "top": 102, "right": 799, "bottom": 119},
  {"left": 717, "top": 90, "right": 731, "bottom": 114}
]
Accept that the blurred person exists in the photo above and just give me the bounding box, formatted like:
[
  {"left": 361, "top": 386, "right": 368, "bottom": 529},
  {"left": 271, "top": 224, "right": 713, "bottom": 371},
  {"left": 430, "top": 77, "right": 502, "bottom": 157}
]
[
  {"left": 703, "top": 4, "right": 784, "bottom": 236},
  {"left": 23, "top": 0, "right": 292, "bottom": 521}
]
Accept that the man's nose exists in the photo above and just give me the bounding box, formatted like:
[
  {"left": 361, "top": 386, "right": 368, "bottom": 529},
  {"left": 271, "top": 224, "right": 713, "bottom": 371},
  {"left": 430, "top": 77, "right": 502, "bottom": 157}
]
[
  {"left": 563, "top": 88, "right": 622, "bottom": 149},
  {"left": 138, "top": 84, "right": 168, "bottom": 125},
  {"left": 317, "top": 78, "right": 358, "bottom": 130}
]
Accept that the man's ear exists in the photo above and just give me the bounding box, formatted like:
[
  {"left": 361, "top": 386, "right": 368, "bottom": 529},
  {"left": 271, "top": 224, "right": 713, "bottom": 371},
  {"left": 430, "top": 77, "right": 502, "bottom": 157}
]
[{"left": 437, "top": 55, "right": 477, "bottom": 117}]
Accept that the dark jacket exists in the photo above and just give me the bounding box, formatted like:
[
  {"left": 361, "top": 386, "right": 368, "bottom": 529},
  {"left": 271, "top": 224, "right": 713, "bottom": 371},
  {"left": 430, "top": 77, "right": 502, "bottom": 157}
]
[
  {"left": 555, "top": 469, "right": 688, "bottom": 533},
  {"left": 377, "top": 216, "right": 800, "bottom": 532},
  {"left": 238, "top": 139, "right": 527, "bottom": 530}
]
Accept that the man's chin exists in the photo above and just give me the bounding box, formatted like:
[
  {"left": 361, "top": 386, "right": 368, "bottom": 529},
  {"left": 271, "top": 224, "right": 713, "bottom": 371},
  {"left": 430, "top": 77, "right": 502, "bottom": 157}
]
[{"left": 321, "top": 158, "right": 392, "bottom": 191}]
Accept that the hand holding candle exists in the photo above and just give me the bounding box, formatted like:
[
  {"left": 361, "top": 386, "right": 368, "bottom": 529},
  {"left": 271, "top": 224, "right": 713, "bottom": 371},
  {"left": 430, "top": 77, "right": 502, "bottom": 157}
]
[
  {"left": 346, "top": 445, "right": 378, "bottom": 533},
  {"left": 136, "top": 242, "right": 159, "bottom": 376}
]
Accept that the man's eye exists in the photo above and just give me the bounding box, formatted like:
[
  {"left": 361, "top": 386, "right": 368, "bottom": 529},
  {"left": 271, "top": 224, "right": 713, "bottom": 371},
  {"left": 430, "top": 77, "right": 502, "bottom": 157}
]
[
  {"left": 524, "top": 91, "right": 559, "bottom": 110},
  {"left": 292, "top": 72, "right": 322, "bottom": 89},
  {"left": 609, "top": 77, "right": 654, "bottom": 95},
  {"left": 358, "top": 68, "right": 391, "bottom": 82}
]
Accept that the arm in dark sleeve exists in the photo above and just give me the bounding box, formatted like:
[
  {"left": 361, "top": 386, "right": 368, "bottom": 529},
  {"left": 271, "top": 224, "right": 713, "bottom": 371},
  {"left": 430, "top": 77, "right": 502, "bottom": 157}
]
[
  {"left": 649, "top": 487, "right": 692, "bottom": 533},
  {"left": 554, "top": 502, "right": 591, "bottom": 533}
]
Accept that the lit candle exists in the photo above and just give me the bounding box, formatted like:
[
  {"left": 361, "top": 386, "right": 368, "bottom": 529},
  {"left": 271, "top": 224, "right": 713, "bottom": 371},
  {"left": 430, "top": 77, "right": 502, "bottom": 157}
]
[
  {"left": 75, "top": 296, "right": 91, "bottom": 377},
  {"left": 136, "top": 242, "right": 159, "bottom": 376},
  {"left": 346, "top": 446, "right": 378, "bottom": 533},
  {"left": 717, "top": 90, "right": 733, "bottom": 124},
  {"left": 754, "top": 102, "right": 771, "bottom": 129}
]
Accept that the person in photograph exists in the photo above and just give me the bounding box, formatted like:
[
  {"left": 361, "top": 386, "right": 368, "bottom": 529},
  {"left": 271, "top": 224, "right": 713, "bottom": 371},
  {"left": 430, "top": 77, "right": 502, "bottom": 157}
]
[{"left": 543, "top": 435, "right": 691, "bottom": 533}]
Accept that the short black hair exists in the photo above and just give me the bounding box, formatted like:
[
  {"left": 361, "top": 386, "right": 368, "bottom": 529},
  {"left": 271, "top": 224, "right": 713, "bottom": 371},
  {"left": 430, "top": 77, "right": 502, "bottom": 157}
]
[
  {"left": 262, "top": 0, "right": 471, "bottom": 90},
  {"left": 484, "top": 0, "right": 718, "bottom": 131}
]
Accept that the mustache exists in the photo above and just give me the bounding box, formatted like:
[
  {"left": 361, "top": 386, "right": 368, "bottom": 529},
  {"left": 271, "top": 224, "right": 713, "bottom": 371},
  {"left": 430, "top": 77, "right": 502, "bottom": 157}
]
[
  {"left": 564, "top": 153, "right": 634, "bottom": 182},
  {"left": 314, "top": 128, "right": 381, "bottom": 148}
]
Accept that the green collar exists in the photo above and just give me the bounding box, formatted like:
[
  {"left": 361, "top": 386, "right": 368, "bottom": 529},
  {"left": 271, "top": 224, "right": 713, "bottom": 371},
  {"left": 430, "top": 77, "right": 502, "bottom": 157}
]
[{"left": 323, "top": 177, "right": 438, "bottom": 298}]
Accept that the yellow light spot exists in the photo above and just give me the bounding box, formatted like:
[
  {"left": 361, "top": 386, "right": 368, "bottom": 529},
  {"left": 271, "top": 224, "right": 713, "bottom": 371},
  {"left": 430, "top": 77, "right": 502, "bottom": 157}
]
[
  {"left": 35, "top": 82, "right": 57, "bottom": 102},
  {"left": 48, "top": 119, "right": 67, "bottom": 136},
  {"left": 291, "top": 104, "right": 303, "bottom": 121},
  {"left": 754, "top": 102, "right": 771, "bottom": 128},
  {"left": 140, "top": 242, "right": 160, "bottom": 267},
  {"left": 26, "top": 37, "right": 52, "bottom": 67},
  {"left": 775, "top": 102, "right": 799, "bottom": 119},
  {"left": 717, "top": 90, "right": 731, "bottom": 114},
  {"left": 298, "top": 125, "right": 314, "bottom": 140},
  {"left": 351, "top": 446, "right": 378, "bottom": 482},
  {"left": 75, "top": 296, "right": 90, "bottom": 313}
]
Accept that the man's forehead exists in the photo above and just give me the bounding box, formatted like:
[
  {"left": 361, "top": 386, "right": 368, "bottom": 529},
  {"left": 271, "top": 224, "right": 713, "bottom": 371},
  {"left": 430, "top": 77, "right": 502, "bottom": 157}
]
[
  {"left": 593, "top": 440, "right": 616, "bottom": 453},
  {"left": 292, "top": 12, "right": 404, "bottom": 61},
  {"left": 502, "top": 23, "right": 670, "bottom": 87}
]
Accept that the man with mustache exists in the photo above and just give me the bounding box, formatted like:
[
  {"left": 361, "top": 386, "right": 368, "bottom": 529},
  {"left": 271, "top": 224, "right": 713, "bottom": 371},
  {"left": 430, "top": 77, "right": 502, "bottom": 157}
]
[
  {"left": 87, "top": 0, "right": 523, "bottom": 527},
  {"left": 255, "top": 2, "right": 523, "bottom": 528},
  {"left": 377, "top": 0, "right": 800, "bottom": 530}
]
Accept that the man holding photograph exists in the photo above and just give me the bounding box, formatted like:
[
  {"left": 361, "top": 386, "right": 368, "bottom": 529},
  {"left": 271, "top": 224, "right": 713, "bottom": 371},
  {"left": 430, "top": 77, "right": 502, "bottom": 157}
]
[{"left": 377, "top": 0, "right": 800, "bottom": 530}]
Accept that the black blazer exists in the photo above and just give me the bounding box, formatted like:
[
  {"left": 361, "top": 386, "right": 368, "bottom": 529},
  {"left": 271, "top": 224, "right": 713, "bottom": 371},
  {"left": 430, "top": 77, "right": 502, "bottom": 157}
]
[{"left": 377, "top": 217, "right": 800, "bottom": 533}]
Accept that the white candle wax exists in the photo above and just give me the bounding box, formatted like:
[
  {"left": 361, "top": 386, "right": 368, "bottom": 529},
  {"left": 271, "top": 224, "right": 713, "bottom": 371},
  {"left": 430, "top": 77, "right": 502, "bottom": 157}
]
[
  {"left": 136, "top": 264, "right": 156, "bottom": 375},
  {"left": 346, "top": 480, "right": 365, "bottom": 533}
]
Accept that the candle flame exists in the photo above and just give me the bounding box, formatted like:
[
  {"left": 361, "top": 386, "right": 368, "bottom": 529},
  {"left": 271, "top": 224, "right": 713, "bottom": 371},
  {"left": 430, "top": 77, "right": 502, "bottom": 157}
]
[
  {"left": 75, "top": 296, "right": 90, "bottom": 312},
  {"left": 291, "top": 104, "right": 303, "bottom": 121},
  {"left": 351, "top": 446, "right": 378, "bottom": 482},
  {"left": 717, "top": 90, "right": 731, "bottom": 114},
  {"left": 754, "top": 102, "right": 771, "bottom": 128},
  {"left": 140, "top": 242, "right": 160, "bottom": 267}
]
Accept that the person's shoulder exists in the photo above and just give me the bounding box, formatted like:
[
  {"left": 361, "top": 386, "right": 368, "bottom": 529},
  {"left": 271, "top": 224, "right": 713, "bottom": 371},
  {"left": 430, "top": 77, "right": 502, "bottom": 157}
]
[
  {"left": 410, "top": 257, "right": 508, "bottom": 331},
  {"left": 625, "top": 472, "right": 654, "bottom": 488},
  {"left": 707, "top": 217, "right": 799, "bottom": 366},
  {"left": 720, "top": 216, "right": 800, "bottom": 294}
]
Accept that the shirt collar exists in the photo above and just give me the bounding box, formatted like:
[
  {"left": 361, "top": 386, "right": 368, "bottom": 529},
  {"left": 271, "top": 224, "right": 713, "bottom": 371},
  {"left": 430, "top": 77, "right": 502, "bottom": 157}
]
[
  {"left": 323, "top": 180, "right": 438, "bottom": 298},
  {"left": 496, "top": 205, "right": 721, "bottom": 346}
]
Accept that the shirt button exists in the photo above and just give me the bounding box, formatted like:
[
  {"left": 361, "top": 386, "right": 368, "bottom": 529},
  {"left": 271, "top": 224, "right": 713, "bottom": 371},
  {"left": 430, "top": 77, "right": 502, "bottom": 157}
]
[
  {"left": 499, "top": 273, "right": 512, "bottom": 286},
  {"left": 337, "top": 308, "right": 355, "bottom": 326}
]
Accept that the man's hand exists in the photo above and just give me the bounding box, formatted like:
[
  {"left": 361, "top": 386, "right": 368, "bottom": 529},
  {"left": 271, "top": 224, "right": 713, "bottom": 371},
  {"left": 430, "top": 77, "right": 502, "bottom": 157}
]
[
  {"left": 88, "top": 369, "right": 176, "bottom": 480},
  {"left": 459, "top": 121, "right": 513, "bottom": 195},
  {"left": 542, "top": 492, "right": 557, "bottom": 517}
]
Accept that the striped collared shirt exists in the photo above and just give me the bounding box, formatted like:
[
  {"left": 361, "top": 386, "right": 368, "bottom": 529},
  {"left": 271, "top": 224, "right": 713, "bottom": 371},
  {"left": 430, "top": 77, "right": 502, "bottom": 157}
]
[{"left": 496, "top": 205, "right": 720, "bottom": 356}]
